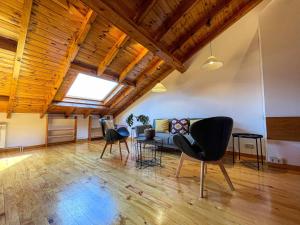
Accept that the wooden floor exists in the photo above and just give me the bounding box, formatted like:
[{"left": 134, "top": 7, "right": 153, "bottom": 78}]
[{"left": 0, "top": 141, "right": 299, "bottom": 225}]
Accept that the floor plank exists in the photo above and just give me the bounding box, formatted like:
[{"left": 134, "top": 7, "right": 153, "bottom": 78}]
[{"left": 0, "top": 141, "right": 299, "bottom": 225}]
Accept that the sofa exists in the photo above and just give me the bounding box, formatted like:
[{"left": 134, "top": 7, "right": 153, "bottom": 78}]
[{"left": 134, "top": 118, "right": 202, "bottom": 150}]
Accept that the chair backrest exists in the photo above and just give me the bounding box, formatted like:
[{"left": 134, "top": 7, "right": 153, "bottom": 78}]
[
  {"left": 99, "top": 118, "right": 115, "bottom": 136},
  {"left": 104, "top": 129, "right": 120, "bottom": 142},
  {"left": 190, "top": 117, "right": 233, "bottom": 161}
]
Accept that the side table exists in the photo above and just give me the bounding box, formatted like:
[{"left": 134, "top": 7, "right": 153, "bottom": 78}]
[{"left": 232, "top": 133, "right": 264, "bottom": 170}]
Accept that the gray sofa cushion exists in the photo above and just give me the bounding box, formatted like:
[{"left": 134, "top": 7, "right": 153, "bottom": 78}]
[{"left": 155, "top": 132, "right": 172, "bottom": 146}]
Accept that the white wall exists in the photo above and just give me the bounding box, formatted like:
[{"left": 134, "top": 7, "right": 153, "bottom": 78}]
[
  {"left": 0, "top": 113, "right": 90, "bottom": 148},
  {"left": 0, "top": 113, "right": 46, "bottom": 148},
  {"left": 117, "top": 7, "right": 266, "bottom": 155},
  {"left": 259, "top": 0, "right": 300, "bottom": 165},
  {"left": 77, "top": 115, "right": 89, "bottom": 140}
]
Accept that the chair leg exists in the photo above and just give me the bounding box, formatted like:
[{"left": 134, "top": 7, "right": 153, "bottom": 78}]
[
  {"left": 200, "top": 161, "right": 205, "bottom": 198},
  {"left": 124, "top": 140, "right": 130, "bottom": 153},
  {"left": 109, "top": 144, "right": 113, "bottom": 153},
  {"left": 119, "top": 141, "right": 123, "bottom": 161},
  {"left": 175, "top": 153, "right": 185, "bottom": 178},
  {"left": 218, "top": 160, "right": 235, "bottom": 191},
  {"left": 100, "top": 142, "right": 108, "bottom": 159}
]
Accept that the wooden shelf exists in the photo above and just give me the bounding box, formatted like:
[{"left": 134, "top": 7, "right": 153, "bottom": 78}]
[
  {"left": 46, "top": 115, "right": 77, "bottom": 146},
  {"left": 48, "top": 128, "right": 74, "bottom": 131},
  {"left": 48, "top": 134, "right": 74, "bottom": 138},
  {"left": 88, "top": 115, "right": 103, "bottom": 141}
]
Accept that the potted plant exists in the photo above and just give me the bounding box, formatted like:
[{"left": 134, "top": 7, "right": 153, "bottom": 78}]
[
  {"left": 125, "top": 113, "right": 134, "bottom": 127},
  {"left": 125, "top": 114, "right": 149, "bottom": 127}
]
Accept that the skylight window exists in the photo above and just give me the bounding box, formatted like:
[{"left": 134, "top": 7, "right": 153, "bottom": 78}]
[{"left": 66, "top": 73, "right": 118, "bottom": 101}]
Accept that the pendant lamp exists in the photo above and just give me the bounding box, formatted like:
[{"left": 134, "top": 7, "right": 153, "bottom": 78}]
[
  {"left": 152, "top": 82, "right": 167, "bottom": 92},
  {"left": 202, "top": 42, "right": 223, "bottom": 71}
]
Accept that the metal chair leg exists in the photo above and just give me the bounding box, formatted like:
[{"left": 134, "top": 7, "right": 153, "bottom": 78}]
[
  {"left": 175, "top": 153, "right": 185, "bottom": 178},
  {"left": 199, "top": 161, "right": 205, "bottom": 198},
  {"left": 218, "top": 161, "right": 235, "bottom": 191}
]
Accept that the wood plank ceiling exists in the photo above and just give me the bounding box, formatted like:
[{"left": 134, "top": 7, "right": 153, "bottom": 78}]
[{"left": 0, "top": 0, "right": 263, "bottom": 118}]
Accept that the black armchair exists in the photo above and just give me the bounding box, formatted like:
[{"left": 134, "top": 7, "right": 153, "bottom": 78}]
[
  {"left": 100, "top": 122, "right": 130, "bottom": 160},
  {"left": 173, "top": 116, "right": 234, "bottom": 198}
]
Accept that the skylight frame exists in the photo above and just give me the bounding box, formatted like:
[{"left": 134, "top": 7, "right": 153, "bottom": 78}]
[{"left": 66, "top": 73, "right": 119, "bottom": 101}]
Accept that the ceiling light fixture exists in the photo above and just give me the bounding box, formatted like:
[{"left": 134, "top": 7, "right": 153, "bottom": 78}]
[
  {"left": 152, "top": 82, "right": 167, "bottom": 93},
  {"left": 202, "top": 42, "right": 223, "bottom": 71}
]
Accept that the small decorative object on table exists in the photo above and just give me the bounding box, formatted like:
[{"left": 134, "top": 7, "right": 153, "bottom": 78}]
[{"left": 144, "top": 128, "right": 155, "bottom": 140}]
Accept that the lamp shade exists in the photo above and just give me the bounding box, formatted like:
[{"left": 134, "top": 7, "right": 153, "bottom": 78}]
[
  {"left": 152, "top": 82, "right": 167, "bottom": 92},
  {"left": 202, "top": 56, "right": 223, "bottom": 71}
]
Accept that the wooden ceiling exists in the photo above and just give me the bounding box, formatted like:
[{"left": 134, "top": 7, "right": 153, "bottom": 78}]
[{"left": 0, "top": 0, "right": 263, "bottom": 118}]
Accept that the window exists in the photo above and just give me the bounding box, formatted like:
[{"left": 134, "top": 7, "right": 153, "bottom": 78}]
[{"left": 66, "top": 73, "right": 118, "bottom": 101}]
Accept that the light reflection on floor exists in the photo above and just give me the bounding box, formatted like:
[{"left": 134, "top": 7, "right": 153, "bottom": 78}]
[
  {"left": 55, "top": 178, "right": 118, "bottom": 225},
  {"left": 0, "top": 154, "right": 32, "bottom": 172}
]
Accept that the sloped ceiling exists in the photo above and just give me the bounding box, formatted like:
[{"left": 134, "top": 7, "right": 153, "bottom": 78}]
[{"left": 0, "top": 0, "right": 264, "bottom": 118}]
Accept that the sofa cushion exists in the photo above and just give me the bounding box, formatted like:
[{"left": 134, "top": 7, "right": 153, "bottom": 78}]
[
  {"left": 171, "top": 118, "right": 189, "bottom": 134},
  {"left": 155, "top": 119, "right": 169, "bottom": 133},
  {"left": 155, "top": 132, "right": 172, "bottom": 145}
]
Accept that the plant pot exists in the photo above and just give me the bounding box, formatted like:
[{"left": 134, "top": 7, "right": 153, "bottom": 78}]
[{"left": 144, "top": 128, "right": 155, "bottom": 140}]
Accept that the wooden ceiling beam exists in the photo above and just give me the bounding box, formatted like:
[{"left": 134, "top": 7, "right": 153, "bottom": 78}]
[
  {"left": 109, "top": 86, "right": 135, "bottom": 110},
  {"left": 97, "top": 33, "right": 129, "bottom": 75},
  {"left": 97, "top": 0, "right": 157, "bottom": 76},
  {"left": 71, "top": 62, "right": 136, "bottom": 87},
  {"left": 103, "top": 84, "right": 125, "bottom": 105},
  {"left": 0, "top": 36, "right": 17, "bottom": 52},
  {"left": 53, "top": 101, "right": 107, "bottom": 109},
  {"left": 84, "top": 109, "right": 93, "bottom": 118},
  {"left": 134, "top": 0, "right": 158, "bottom": 24},
  {"left": 169, "top": 0, "right": 231, "bottom": 53},
  {"left": 119, "top": 49, "right": 149, "bottom": 82},
  {"left": 109, "top": 58, "right": 164, "bottom": 110},
  {"left": 135, "top": 59, "right": 164, "bottom": 84},
  {"left": 7, "top": 0, "right": 33, "bottom": 118},
  {"left": 65, "top": 107, "right": 75, "bottom": 118},
  {"left": 40, "top": 9, "right": 97, "bottom": 118},
  {"left": 113, "top": 67, "right": 174, "bottom": 116},
  {"left": 80, "top": 0, "right": 186, "bottom": 73},
  {"left": 154, "top": 0, "right": 200, "bottom": 41},
  {"left": 50, "top": 0, "right": 85, "bottom": 19},
  {"left": 181, "top": 0, "right": 264, "bottom": 61}
]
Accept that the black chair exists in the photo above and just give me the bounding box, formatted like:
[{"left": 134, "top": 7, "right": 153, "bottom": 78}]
[
  {"left": 100, "top": 126, "right": 130, "bottom": 161},
  {"left": 173, "top": 116, "right": 234, "bottom": 198}
]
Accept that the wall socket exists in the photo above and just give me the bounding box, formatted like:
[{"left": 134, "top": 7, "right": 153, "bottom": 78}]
[
  {"left": 245, "top": 144, "right": 255, "bottom": 149},
  {"left": 270, "top": 156, "right": 283, "bottom": 164}
]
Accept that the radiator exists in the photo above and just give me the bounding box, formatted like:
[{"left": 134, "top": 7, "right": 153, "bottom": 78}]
[{"left": 0, "top": 122, "right": 7, "bottom": 149}]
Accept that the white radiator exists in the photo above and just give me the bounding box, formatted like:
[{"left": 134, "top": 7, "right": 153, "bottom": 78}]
[{"left": 0, "top": 122, "right": 7, "bottom": 149}]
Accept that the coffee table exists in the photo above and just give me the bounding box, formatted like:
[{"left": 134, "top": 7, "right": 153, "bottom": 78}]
[{"left": 134, "top": 136, "right": 163, "bottom": 168}]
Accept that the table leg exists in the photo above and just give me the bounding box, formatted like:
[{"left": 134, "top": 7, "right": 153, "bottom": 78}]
[
  {"left": 255, "top": 138, "right": 259, "bottom": 170},
  {"left": 238, "top": 137, "right": 241, "bottom": 160},
  {"left": 260, "top": 138, "right": 263, "bottom": 165},
  {"left": 232, "top": 136, "right": 235, "bottom": 164},
  {"left": 139, "top": 142, "right": 142, "bottom": 168}
]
